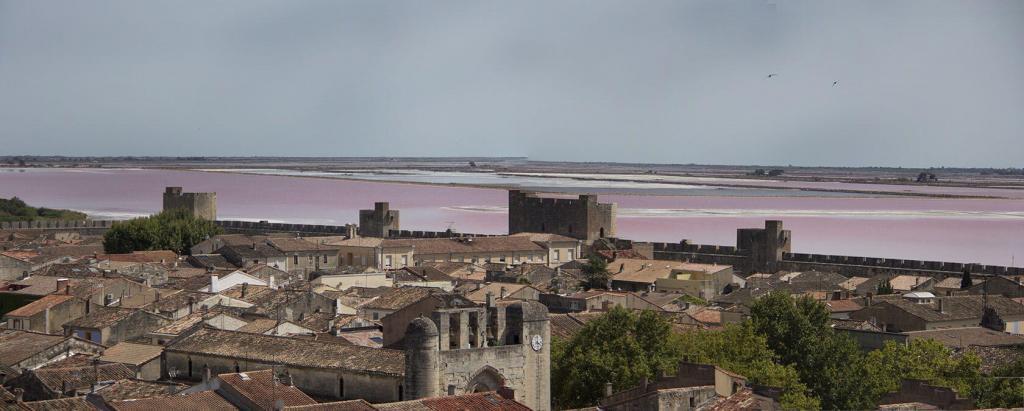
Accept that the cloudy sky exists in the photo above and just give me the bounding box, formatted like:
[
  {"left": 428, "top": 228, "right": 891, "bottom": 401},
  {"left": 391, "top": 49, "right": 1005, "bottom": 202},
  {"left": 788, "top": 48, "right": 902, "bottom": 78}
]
[{"left": 1, "top": 1, "right": 1022, "bottom": 167}]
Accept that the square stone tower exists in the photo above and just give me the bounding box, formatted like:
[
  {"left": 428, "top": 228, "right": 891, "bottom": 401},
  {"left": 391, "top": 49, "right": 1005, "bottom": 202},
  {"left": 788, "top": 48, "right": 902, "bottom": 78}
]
[
  {"left": 359, "top": 202, "right": 400, "bottom": 238},
  {"left": 162, "top": 187, "right": 217, "bottom": 220},
  {"left": 508, "top": 190, "right": 616, "bottom": 243}
]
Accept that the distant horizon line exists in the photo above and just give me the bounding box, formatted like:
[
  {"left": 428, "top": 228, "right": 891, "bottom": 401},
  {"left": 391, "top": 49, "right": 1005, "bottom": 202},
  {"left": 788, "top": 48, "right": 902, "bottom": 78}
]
[{"left": 1, "top": 155, "right": 1021, "bottom": 171}]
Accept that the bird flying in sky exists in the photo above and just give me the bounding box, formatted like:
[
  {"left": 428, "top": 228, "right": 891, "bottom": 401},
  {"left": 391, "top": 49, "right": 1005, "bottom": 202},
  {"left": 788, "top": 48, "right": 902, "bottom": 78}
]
[
  {"left": 833, "top": 81, "right": 839, "bottom": 87},
  {"left": 767, "top": 73, "right": 778, "bottom": 78}
]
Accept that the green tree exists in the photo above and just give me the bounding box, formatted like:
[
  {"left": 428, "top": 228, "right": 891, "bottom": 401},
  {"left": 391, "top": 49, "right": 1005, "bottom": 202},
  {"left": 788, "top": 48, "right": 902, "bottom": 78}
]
[
  {"left": 961, "top": 269, "right": 973, "bottom": 289},
  {"left": 673, "top": 322, "right": 819, "bottom": 410},
  {"left": 581, "top": 255, "right": 612, "bottom": 290},
  {"left": 551, "top": 306, "right": 681, "bottom": 408},
  {"left": 102, "top": 209, "right": 221, "bottom": 255},
  {"left": 750, "top": 292, "right": 877, "bottom": 410},
  {"left": 974, "top": 356, "right": 1024, "bottom": 408},
  {"left": 877, "top": 279, "right": 894, "bottom": 295},
  {"left": 865, "top": 339, "right": 981, "bottom": 399}
]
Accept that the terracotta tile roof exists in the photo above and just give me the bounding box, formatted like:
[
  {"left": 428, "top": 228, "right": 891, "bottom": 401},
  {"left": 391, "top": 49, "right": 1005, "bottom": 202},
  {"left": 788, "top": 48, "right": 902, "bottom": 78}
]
[
  {"left": 166, "top": 328, "right": 405, "bottom": 376},
  {"left": 96, "top": 250, "right": 178, "bottom": 263},
  {"left": 217, "top": 284, "right": 272, "bottom": 303},
  {"left": 32, "top": 362, "right": 135, "bottom": 392},
  {"left": 282, "top": 399, "right": 376, "bottom": 410},
  {"left": 4, "top": 294, "right": 76, "bottom": 318},
  {"left": 905, "top": 327, "right": 1024, "bottom": 348},
  {"left": 22, "top": 397, "right": 95, "bottom": 411},
  {"left": 839, "top": 276, "right": 869, "bottom": 291},
  {"left": 611, "top": 258, "right": 730, "bottom": 285},
  {"left": 108, "top": 390, "right": 237, "bottom": 410},
  {"left": 267, "top": 238, "right": 339, "bottom": 253},
  {"left": 878, "top": 295, "right": 1024, "bottom": 323},
  {"left": 359, "top": 287, "right": 436, "bottom": 311},
  {"left": 218, "top": 369, "right": 317, "bottom": 408},
  {"left": 64, "top": 306, "right": 139, "bottom": 329},
  {"left": 189, "top": 254, "right": 239, "bottom": 270},
  {"left": 99, "top": 342, "right": 163, "bottom": 366},
  {"left": 465, "top": 283, "right": 537, "bottom": 303},
  {"left": 689, "top": 308, "right": 723, "bottom": 325},
  {"left": 382, "top": 236, "right": 546, "bottom": 255},
  {"left": 0, "top": 330, "right": 70, "bottom": 367},
  {"left": 331, "top": 237, "right": 385, "bottom": 248},
  {"left": 236, "top": 318, "right": 279, "bottom": 334},
  {"left": 95, "top": 378, "right": 187, "bottom": 401},
  {"left": 396, "top": 267, "right": 453, "bottom": 283},
  {"left": 888, "top": 275, "right": 932, "bottom": 291},
  {"left": 376, "top": 392, "right": 531, "bottom": 411},
  {"left": 508, "top": 232, "right": 578, "bottom": 243},
  {"left": 549, "top": 314, "right": 587, "bottom": 340},
  {"left": 825, "top": 299, "right": 863, "bottom": 313}
]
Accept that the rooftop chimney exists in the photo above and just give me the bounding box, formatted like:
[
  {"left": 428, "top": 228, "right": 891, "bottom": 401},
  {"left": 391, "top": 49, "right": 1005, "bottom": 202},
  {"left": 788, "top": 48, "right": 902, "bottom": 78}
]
[
  {"left": 938, "top": 298, "right": 945, "bottom": 313},
  {"left": 604, "top": 382, "right": 614, "bottom": 398},
  {"left": 499, "top": 286, "right": 507, "bottom": 299},
  {"left": 56, "top": 278, "right": 70, "bottom": 295},
  {"left": 485, "top": 291, "right": 493, "bottom": 308}
]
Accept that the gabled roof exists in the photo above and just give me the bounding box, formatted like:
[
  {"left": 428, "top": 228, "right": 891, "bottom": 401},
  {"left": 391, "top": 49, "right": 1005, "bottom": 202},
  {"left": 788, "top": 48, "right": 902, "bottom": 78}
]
[
  {"left": 95, "top": 378, "right": 187, "bottom": 402},
  {"left": 870, "top": 295, "right": 1024, "bottom": 323},
  {"left": 99, "top": 342, "right": 163, "bottom": 366},
  {"left": 381, "top": 236, "right": 547, "bottom": 255},
  {"left": 20, "top": 397, "right": 95, "bottom": 411},
  {"left": 218, "top": 369, "right": 317, "bottom": 408},
  {"left": 282, "top": 399, "right": 376, "bottom": 410},
  {"left": 465, "top": 283, "right": 538, "bottom": 303},
  {"left": 611, "top": 258, "right": 730, "bottom": 285},
  {"left": 0, "top": 330, "right": 79, "bottom": 367},
  {"left": 64, "top": 306, "right": 141, "bottom": 329},
  {"left": 4, "top": 294, "right": 76, "bottom": 318},
  {"left": 165, "top": 328, "right": 405, "bottom": 376},
  {"left": 108, "top": 390, "right": 237, "bottom": 411},
  {"left": 95, "top": 250, "right": 178, "bottom": 264},
  {"left": 31, "top": 362, "right": 134, "bottom": 392},
  {"left": 395, "top": 266, "right": 453, "bottom": 283},
  {"left": 359, "top": 287, "right": 437, "bottom": 311}
]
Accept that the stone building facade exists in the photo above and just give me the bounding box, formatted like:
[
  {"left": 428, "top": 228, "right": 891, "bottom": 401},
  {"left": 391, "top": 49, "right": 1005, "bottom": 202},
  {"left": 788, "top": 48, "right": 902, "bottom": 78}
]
[
  {"left": 508, "top": 190, "right": 615, "bottom": 243},
  {"left": 359, "top": 202, "right": 400, "bottom": 238},
  {"left": 163, "top": 186, "right": 217, "bottom": 220},
  {"left": 404, "top": 300, "right": 551, "bottom": 410}
]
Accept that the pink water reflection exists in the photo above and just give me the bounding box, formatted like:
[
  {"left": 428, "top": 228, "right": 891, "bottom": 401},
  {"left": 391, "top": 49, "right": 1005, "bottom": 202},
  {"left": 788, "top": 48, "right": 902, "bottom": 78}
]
[{"left": 1, "top": 168, "right": 1021, "bottom": 267}]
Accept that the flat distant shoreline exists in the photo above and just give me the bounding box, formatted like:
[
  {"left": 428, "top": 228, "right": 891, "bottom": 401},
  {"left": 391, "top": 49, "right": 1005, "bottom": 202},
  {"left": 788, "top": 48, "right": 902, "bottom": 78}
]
[{"left": 3, "top": 156, "right": 1023, "bottom": 199}]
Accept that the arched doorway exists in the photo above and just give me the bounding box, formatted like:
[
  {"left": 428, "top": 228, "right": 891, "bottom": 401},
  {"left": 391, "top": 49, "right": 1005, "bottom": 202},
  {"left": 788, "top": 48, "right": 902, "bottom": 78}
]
[{"left": 467, "top": 366, "right": 506, "bottom": 393}]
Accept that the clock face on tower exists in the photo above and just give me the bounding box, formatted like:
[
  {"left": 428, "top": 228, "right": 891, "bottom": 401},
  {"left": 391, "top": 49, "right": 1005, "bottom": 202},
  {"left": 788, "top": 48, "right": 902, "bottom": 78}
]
[{"left": 531, "top": 334, "right": 543, "bottom": 351}]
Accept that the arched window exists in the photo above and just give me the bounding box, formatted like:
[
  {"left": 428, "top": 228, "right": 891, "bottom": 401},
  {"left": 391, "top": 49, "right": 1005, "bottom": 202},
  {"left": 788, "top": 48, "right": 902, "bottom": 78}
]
[
  {"left": 398, "top": 384, "right": 404, "bottom": 401},
  {"left": 188, "top": 358, "right": 193, "bottom": 377},
  {"left": 339, "top": 377, "right": 345, "bottom": 398}
]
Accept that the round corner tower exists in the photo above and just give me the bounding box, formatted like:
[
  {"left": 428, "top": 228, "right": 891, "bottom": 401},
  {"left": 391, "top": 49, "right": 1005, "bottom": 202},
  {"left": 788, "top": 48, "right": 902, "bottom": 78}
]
[{"left": 404, "top": 316, "right": 439, "bottom": 399}]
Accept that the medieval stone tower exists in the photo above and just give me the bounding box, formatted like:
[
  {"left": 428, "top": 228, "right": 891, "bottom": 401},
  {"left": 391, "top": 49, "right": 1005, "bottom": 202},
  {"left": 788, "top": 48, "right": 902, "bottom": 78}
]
[
  {"left": 359, "top": 202, "right": 400, "bottom": 237},
  {"left": 162, "top": 187, "right": 217, "bottom": 220},
  {"left": 508, "top": 190, "right": 616, "bottom": 243},
  {"left": 737, "top": 220, "right": 791, "bottom": 273},
  {"left": 404, "top": 300, "right": 551, "bottom": 410}
]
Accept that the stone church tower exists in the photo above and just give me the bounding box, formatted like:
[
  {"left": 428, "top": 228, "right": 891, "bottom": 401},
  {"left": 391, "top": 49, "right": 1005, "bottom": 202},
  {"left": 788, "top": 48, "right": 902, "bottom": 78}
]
[{"left": 404, "top": 300, "right": 551, "bottom": 410}]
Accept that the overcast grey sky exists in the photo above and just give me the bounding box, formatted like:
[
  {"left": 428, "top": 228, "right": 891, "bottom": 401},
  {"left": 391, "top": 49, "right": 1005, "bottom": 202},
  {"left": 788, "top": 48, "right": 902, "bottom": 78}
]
[{"left": 1, "top": 1, "right": 1022, "bottom": 167}]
